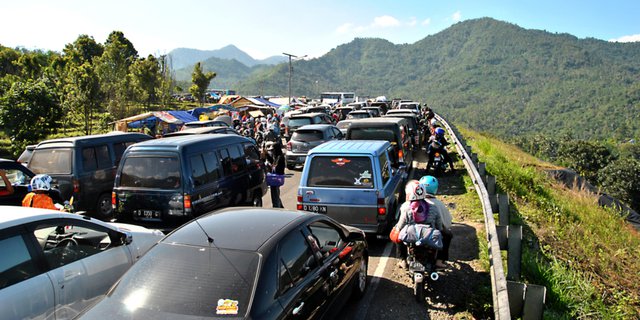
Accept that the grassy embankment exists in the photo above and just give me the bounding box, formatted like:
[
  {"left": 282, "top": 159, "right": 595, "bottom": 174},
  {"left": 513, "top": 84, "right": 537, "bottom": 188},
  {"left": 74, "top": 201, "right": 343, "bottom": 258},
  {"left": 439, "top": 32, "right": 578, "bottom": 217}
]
[{"left": 459, "top": 127, "right": 639, "bottom": 319}]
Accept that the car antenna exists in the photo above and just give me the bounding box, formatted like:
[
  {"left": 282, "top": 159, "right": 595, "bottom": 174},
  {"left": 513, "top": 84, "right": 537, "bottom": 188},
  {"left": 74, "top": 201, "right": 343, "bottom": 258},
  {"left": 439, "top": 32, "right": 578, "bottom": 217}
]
[{"left": 195, "top": 220, "right": 214, "bottom": 244}]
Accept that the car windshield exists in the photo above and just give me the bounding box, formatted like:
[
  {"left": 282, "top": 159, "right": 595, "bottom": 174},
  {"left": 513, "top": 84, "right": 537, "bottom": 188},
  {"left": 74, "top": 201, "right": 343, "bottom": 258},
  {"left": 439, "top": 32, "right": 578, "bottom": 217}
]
[
  {"left": 105, "top": 243, "right": 260, "bottom": 318},
  {"left": 28, "top": 148, "right": 72, "bottom": 174},
  {"left": 292, "top": 130, "right": 324, "bottom": 142},
  {"left": 119, "top": 156, "right": 181, "bottom": 189},
  {"left": 349, "top": 128, "right": 396, "bottom": 142},
  {"left": 307, "top": 156, "right": 374, "bottom": 189},
  {"left": 288, "top": 118, "right": 312, "bottom": 127}
]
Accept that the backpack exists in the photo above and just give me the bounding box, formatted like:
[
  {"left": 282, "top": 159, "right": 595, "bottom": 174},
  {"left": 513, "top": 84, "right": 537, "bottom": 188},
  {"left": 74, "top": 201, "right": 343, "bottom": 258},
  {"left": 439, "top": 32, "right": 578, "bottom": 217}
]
[{"left": 398, "top": 224, "right": 443, "bottom": 250}]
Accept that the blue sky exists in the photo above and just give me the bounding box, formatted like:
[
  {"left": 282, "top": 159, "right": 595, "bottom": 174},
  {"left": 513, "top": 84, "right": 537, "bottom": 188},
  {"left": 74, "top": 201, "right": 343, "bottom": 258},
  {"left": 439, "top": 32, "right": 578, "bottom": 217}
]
[{"left": 2, "top": 0, "right": 639, "bottom": 59}]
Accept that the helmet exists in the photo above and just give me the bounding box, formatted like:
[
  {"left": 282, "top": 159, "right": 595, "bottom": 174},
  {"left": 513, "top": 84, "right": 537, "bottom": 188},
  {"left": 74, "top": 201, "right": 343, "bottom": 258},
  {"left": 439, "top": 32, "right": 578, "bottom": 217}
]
[
  {"left": 405, "top": 180, "right": 426, "bottom": 201},
  {"left": 265, "top": 141, "right": 275, "bottom": 151},
  {"left": 268, "top": 123, "right": 276, "bottom": 131},
  {"left": 261, "top": 118, "right": 267, "bottom": 124},
  {"left": 419, "top": 175, "right": 438, "bottom": 195},
  {"left": 430, "top": 119, "right": 437, "bottom": 127},
  {"left": 267, "top": 114, "right": 272, "bottom": 120},
  {"left": 31, "top": 174, "right": 52, "bottom": 191},
  {"left": 435, "top": 127, "right": 445, "bottom": 137}
]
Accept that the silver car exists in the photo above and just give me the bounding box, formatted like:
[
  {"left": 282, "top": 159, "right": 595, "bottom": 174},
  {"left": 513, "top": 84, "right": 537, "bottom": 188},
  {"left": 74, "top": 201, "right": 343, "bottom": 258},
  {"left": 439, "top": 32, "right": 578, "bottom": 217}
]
[
  {"left": 285, "top": 124, "right": 344, "bottom": 169},
  {"left": 0, "top": 206, "right": 164, "bottom": 320}
]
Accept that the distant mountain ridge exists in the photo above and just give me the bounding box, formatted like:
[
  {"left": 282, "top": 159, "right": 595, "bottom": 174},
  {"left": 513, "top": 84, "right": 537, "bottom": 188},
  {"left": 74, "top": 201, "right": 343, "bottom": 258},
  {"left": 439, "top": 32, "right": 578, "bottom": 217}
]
[
  {"left": 168, "top": 45, "right": 287, "bottom": 70},
  {"left": 234, "top": 18, "right": 640, "bottom": 141}
]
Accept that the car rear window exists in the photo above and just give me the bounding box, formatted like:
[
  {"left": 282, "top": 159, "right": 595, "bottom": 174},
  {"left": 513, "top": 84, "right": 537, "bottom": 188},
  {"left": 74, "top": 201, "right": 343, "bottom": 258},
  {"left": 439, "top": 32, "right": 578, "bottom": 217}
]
[
  {"left": 349, "top": 128, "right": 396, "bottom": 144},
  {"left": 28, "top": 148, "right": 72, "bottom": 174},
  {"left": 119, "top": 156, "right": 181, "bottom": 189},
  {"left": 106, "top": 243, "right": 259, "bottom": 318},
  {"left": 288, "top": 118, "right": 312, "bottom": 127},
  {"left": 307, "top": 156, "right": 374, "bottom": 189},
  {"left": 292, "top": 130, "right": 323, "bottom": 142}
]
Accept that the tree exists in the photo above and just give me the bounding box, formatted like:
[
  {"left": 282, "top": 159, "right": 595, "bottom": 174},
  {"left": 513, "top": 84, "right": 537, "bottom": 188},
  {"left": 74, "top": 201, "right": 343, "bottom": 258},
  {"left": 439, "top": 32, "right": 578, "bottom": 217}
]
[
  {"left": 189, "top": 62, "right": 215, "bottom": 105},
  {"left": 0, "top": 79, "right": 61, "bottom": 155},
  {"left": 65, "top": 62, "right": 102, "bottom": 135},
  {"left": 130, "top": 55, "right": 161, "bottom": 110},
  {"left": 96, "top": 31, "right": 138, "bottom": 119},
  {"left": 558, "top": 140, "right": 613, "bottom": 183},
  {"left": 599, "top": 158, "right": 640, "bottom": 212}
]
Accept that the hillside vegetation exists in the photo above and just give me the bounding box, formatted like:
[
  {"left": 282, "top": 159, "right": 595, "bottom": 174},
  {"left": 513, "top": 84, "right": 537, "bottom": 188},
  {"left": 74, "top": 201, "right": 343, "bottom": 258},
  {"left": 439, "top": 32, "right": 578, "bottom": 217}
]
[
  {"left": 237, "top": 18, "right": 640, "bottom": 141},
  {"left": 460, "top": 127, "right": 639, "bottom": 319}
]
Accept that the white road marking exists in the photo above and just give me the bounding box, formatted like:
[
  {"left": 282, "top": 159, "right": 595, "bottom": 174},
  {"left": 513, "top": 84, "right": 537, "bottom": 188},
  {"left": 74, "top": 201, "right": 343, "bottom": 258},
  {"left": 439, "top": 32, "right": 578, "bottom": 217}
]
[{"left": 354, "top": 241, "right": 393, "bottom": 320}]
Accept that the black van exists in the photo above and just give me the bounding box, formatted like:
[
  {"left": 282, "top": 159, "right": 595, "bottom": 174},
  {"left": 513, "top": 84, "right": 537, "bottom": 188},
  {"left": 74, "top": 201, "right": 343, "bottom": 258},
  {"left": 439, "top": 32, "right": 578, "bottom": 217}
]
[
  {"left": 27, "top": 132, "right": 151, "bottom": 219},
  {"left": 346, "top": 118, "right": 413, "bottom": 170},
  {"left": 112, "top": 134, "right": 267, "bottom": 228}
]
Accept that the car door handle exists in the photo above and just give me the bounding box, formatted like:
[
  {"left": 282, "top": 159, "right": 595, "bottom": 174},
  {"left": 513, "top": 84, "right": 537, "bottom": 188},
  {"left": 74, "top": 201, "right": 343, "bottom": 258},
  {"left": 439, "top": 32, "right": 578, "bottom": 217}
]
[{"left": 292, "top": 302, "right": 304, "bottom": 315}]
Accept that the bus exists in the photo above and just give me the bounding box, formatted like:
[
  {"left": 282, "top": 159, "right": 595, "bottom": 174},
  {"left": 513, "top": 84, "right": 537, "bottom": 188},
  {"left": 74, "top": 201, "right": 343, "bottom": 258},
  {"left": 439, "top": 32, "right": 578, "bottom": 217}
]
[{"left": 320, "top": 92, "right": 356, "bottom": 106}]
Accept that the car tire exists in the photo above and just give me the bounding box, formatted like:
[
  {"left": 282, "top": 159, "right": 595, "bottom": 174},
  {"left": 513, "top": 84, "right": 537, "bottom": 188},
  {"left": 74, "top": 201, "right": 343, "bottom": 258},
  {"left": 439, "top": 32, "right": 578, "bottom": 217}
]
[
  {"left": 352, "top": 254, "right": 369, "bottom": 300},
  {"left": 251, "top": 192, "right": 263, "bottom": 207},
  {"left": 96, "top": 193, "right": 113, "bottom": 221}
]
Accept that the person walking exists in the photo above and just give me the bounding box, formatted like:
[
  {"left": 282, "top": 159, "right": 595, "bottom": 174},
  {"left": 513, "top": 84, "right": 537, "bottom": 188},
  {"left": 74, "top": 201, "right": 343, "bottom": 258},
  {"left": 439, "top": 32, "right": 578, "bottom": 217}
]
[{"left": 265, "top": 141, "right": 285, "bottom": 208}]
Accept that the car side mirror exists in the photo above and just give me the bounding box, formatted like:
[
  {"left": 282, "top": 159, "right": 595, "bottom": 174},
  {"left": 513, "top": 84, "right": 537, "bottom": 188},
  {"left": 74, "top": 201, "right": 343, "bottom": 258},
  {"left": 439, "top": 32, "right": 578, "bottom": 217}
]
[{"left": 120, "top": 231, "right": 133, "bottom": 245}]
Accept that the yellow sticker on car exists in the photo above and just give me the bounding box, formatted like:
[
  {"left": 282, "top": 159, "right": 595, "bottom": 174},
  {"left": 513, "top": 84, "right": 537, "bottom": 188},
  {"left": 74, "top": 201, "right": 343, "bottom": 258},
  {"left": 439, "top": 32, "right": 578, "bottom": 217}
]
[{"left": 216, "top": 299, "right": 239, "bottom": 315}]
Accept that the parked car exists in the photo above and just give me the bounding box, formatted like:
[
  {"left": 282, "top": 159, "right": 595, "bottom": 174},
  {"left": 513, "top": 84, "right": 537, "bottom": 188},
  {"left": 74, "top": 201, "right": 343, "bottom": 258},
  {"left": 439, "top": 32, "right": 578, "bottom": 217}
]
[
  {"left": 113, "top": 135, "right": 266, "bottom": 229},
  {"left": 0, "top": 206, "right": 164, "bottom": 320},
  {"left": 27, "top": 132, "right": 152, "bottom": 220},
  {"left": 283, "top": 112, "right": 334, "bottom": 141},
  {"left": 333, "top": 106, "right": 354, "bottom": 120},
  {"left": 396, "top": 101, "right": 421, "bottom": 115},
  {"left": 285, "top": 124, "right": 344, "bottom": 169},
  {"left": 345, "top": 117, "right": 414, "bottom": 170},
  {"left": 17, "top": 144, "right": 36, "bottom": 166},
  {"left": 163, "top": 126, "right": 239, "bottom": 137},
  {"left": 298, "top": 140, "right": 407, "bottom": 234},
  {"left": 77, "top": 208, "right": 368, "bottom": 320},
  {"left": 0, "top": 158, "right": 36, "bottom": 206},
  {"left": 369, "top": 101, "right": 390, "bottom": 115},
  {"left": 346, "top": 110, "right": 373, "bottom": 120},
  {"left": 182, "top": 120, "right": 230, "bottom": 129},
  {"left": 362, "top": 106, "right": 382, "bottom": 117},
  {"left": 346, "top": 101, "right": 367, "bottom": 110},
  {"left": 384, "top": 113, "right": 423, "bottom": 150},
  {"left": 336, "top": 119, "right": 356, "bottom": 135},
  {"left": 300, "top": 105, "right": 330, "bottom": 114}
]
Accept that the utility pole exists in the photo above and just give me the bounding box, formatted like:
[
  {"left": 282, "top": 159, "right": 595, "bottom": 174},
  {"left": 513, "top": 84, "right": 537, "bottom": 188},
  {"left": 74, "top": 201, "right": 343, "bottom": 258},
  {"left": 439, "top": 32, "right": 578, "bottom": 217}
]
[{"left": 283, "top": 52, "right": 306, "bottom": 105}]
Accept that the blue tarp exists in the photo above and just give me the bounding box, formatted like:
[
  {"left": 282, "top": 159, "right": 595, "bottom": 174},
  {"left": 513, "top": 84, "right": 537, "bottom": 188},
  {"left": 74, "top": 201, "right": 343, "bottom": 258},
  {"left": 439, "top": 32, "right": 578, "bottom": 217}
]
[
  {"left": 252, "top": 97, "right": 280, "bottom": 107},
  {"left": 167, "top": 110, "right": 198, "bottom": 123}
]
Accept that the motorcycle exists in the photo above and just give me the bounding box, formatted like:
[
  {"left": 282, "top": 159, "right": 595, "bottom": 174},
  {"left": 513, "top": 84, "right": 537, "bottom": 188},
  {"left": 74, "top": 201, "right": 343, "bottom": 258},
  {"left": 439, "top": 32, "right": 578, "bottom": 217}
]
[
  {"left": 405, "top": 243, "right": 439, "bottom": 302},
  {"left": 427, "top": 140, "right": 449, "bottom": 176}
]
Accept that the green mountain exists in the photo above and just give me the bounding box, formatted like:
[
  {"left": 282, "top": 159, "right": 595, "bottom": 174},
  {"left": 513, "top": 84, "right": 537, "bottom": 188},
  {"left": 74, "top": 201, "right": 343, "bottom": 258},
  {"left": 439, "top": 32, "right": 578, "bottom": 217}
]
[
  {"left": 173, "top": 55, "right": 273, "bottom": 90},
  {"left": 235, "top": 18, "right": 640, "bottom": 141},
  {"left": 168, "top": 45, "right": 287, "bottom": 70}
]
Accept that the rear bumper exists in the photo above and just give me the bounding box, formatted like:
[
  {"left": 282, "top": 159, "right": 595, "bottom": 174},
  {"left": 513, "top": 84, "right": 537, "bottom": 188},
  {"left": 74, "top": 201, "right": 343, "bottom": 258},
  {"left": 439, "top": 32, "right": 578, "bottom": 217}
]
[
  {"left": 285, "top": 153, "right": 308, "bottom": 165},
  {"left": 300, "top": 204, "right": 391, "bottom": 235}
]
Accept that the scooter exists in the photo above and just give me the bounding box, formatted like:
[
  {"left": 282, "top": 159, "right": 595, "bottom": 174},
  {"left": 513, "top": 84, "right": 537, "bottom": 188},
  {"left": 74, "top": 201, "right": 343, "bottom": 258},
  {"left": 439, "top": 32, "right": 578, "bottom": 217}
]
[{"left": 405, "top": 243, "right": 439, "bottom": 302}]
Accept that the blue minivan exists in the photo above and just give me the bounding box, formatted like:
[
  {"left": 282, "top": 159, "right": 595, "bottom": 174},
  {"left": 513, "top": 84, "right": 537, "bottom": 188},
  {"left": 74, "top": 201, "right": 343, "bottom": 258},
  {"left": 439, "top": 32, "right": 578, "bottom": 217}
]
[
  {"left": 112, "top": 135, "right": 266, "bottom": 228},
  {"left": 297, "top": 140, "right": 407, "bottom": 234}
]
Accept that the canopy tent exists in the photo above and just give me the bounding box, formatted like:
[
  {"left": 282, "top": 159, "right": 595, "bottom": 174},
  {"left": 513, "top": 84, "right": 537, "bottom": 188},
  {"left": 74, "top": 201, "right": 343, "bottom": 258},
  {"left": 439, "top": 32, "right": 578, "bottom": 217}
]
[
  {"left": 114, "top": 111, "right": 197, "bottom": 133},
  {"left": 248, "top": 97, "right": 280, "bottom": 108},
  {"left": 218, "top": 95, "right": 240, "bottom": 105}
]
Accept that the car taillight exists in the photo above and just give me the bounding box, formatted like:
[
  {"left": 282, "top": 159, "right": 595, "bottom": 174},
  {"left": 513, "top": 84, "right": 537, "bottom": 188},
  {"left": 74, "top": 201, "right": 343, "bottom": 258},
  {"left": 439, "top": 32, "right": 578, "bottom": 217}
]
[
  {"left": 297, "top": 195, "right": 303, "bottom": 210},
  {"left": 287, "top": 141, "right": 292, "bottom": 151},
  {"left": 73, "top": 179, "right": 80, "bottom": 193},
  {"left": 398, "top": 149, "right": 404, "bottom": 161},
  {"left": 377, "top": 198, "right": 386, "bottom": 215},
  {"left": 184, "top": 194, "right": 192, "bottom": 209},
  {"left": 111, "top": 192, "right": 116, "bottom": 208}
]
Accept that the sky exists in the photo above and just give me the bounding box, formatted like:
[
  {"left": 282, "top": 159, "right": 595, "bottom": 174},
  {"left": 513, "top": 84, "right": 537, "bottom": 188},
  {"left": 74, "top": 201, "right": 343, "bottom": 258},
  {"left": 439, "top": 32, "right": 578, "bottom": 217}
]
[{"left": 2, "top": 0, "right": 639, "bottom": 60}]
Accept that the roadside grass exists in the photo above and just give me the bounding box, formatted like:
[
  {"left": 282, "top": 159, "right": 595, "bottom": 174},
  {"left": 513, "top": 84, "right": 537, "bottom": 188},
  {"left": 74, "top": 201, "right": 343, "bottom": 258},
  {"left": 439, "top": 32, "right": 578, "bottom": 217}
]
[{"left": 460, "top": 127, "right": 640, "bottom": 319}]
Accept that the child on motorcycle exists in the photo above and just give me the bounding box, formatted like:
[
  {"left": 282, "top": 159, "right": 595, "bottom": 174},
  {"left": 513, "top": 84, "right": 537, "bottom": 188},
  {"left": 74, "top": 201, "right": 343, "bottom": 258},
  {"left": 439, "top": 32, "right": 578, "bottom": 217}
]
[
  {"left": 419, "top": 175, "right": 453, "bottom": 269},
  {"left": 22, "top": 174, "right": 65, "bottom": 211},
  {"left": 391, "top": 180, "right": 443, "bottom": 269}
]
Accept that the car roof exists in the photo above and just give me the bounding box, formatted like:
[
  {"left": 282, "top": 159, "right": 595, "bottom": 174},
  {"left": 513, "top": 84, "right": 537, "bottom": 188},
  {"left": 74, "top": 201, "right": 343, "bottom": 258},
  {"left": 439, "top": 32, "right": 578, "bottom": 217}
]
[
  {"left": 130, "top": 134, "right": 249, "bottom": 149},
  {"left": 290, "top": 112, "right": 325, "bottom": 118},
  {"left": 163, "top": 208, "right": 315, "bottom": 251},
  {"left": 185, "top": 120, "right": 226, "bottom": 125},
  {"left": 348, "top": 117, "right": 407, "bottom": 127},
  {"left": 0, "top": 206, "right": 109, "bottom": 230},
  {"left": 35, "top": 132, "right": 149, "bottom": 147},
  {"left": 163, "top": 126, "right": 234, "bottom": 136},
  {"left": 295, "top": 124, "right": 334, "bottom": 131},
  {"left": 308, "top": 140, "right": 390, "bottom": 155},
  {"left": 349, "top": 110, "right": 370, "bottom": 114}
]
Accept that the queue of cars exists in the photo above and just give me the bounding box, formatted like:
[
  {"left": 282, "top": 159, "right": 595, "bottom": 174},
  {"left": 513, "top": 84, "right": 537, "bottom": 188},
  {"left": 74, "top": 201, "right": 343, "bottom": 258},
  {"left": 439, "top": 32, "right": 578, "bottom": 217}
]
[{"left": 0, "top": 98, "right": 430, "bottom": 319}]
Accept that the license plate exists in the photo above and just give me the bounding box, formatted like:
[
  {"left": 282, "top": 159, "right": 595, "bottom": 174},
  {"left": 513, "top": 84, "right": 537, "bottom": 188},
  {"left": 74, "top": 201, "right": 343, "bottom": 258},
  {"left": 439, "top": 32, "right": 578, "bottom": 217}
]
[
  {"left": 134, "top": 209, "right": 161, "bottom": 220},
  {"left": 303, "top": 204, "right": 327, "bottom": 213}
]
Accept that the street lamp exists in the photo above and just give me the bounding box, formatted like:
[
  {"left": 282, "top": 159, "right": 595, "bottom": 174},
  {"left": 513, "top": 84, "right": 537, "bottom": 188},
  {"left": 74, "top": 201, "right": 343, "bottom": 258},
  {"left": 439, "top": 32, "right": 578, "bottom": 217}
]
[{"left": 283, "top": 52, "right": 306, "bottom": 105}]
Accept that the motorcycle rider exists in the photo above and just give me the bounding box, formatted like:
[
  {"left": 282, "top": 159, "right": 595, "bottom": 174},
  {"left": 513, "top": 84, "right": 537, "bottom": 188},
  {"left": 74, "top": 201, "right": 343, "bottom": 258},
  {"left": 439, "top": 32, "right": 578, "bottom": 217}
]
[
  {"left": 426, "top": 127, "right": 454, "bottom": 173},
  {"left": 392, "top": 180, "right": 443, "bottom": 269},
  {"left": 419, "top": 175, "right": 453, "bottom": 269},
  {"left": 22, "top": 174, "right": 64, "bottom": 210}
]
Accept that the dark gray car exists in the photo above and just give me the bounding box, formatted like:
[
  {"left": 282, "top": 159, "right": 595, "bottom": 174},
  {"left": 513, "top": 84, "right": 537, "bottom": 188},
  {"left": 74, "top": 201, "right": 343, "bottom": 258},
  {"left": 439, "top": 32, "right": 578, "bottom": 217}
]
[{"left": 285, "top": 124, "right": 344, "bottom": 169}]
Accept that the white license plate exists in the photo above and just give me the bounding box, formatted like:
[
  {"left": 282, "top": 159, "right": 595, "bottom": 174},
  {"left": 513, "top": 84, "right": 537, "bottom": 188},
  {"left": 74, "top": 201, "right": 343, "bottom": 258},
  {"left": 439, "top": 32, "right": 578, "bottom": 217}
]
[
  {"left": 134, "top": 210, "right": 161, "bottom": 219},
  {"left": 303, "top": 204, "right": 327, "bottom": 213}
]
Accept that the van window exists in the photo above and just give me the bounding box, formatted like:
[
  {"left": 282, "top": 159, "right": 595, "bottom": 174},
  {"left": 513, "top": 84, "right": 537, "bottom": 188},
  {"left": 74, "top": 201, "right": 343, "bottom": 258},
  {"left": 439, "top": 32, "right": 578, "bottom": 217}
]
[
  {"left": 288, "top": 118, "right": 312, "bottom": 127},
  {"left": 81, "top": 145, "right": 111, "bottom": 171},
  {"left": 203, "top": 151, "right": 221, "bottom": 181},
  {"left": 349, "top": 128, "right": 396, "bottom": 142},
  {"left": 114, "top": 142, "right": 134, "bottom": 165},
  {"left": 229, "top": 145, "right": 246, "bottom": 173},
  {"left": 219, "top": 149, "right": 232, "bottom": 176},
  {"left": 307, "top": 156, "right": 374, "bottom": 189},
  {"left": 29, "top": 148, "right": 72, "bottom": 174},
  {"left": 243, "top": 144, "right": 260, "bottom": 166},
  {"left": 379, "top": 154, "right": 390, "bottom": 185},
  {"left": 292, "top": 130, "right": 323, "bottom": 142},
  {"left": 119, "top": 156, "right": 181, "bottom": 189},
  {"left": 189, "top": 155, "right": 208, "bottom": 187}
]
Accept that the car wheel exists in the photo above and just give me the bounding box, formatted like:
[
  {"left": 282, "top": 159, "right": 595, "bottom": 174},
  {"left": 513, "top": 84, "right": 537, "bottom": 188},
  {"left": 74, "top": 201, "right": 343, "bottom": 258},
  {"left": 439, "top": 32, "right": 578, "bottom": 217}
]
[
  {"left": 251, "top": 193, "right": 263, "bottom": 207},
  {"left": 95, "top": 193, "right": 113, "bottom": 221},
  {"left": 352, "top": 254, "right": 368, "bottom": 299}
]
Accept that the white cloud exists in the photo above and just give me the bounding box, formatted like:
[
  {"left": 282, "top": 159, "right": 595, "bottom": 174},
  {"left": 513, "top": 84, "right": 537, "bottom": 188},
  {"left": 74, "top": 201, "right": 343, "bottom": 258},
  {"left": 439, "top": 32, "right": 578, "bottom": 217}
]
[
  {"left": 452, "top": 11, "right": 462, "bottom": 22},
  {"left": 609, "top": 34, "right": 640, "bottom": 42},
  {"left": 372, "top": 15, "right": 401, "bottom": 28},
  {"left": 336, "top": 23, "right": 353, "bottom": 34},
  {"left": 408, "top": 17, "right": 417, "bottom": 27},
  {"left": 422, "top": 18, "right": 432, "bottom": 26}
]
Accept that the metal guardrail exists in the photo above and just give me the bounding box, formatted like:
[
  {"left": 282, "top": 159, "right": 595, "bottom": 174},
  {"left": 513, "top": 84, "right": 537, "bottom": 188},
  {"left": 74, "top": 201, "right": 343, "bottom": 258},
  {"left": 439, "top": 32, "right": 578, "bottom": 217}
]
[{"left": 434, "top": 114, "right": 512, "bottom": 319}]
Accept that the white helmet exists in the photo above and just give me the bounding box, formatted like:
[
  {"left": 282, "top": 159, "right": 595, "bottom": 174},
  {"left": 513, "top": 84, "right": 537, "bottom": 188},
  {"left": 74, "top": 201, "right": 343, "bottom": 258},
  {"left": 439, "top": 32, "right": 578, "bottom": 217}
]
[
  {"left": 405, "top": 180, "right": 426, "bottom": 201},
  {"left": 31, "top": 174, "right": 52, "bottom": 191},
  {"left": 430, "top": 119, "right": 437, "bottom": 126}
]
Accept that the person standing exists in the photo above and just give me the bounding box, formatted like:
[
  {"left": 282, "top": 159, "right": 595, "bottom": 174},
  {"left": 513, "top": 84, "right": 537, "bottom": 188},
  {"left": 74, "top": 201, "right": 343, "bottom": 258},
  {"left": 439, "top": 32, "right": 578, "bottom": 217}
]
[{"left": 265, "top": 142, "right": 285, "bottom": 208}]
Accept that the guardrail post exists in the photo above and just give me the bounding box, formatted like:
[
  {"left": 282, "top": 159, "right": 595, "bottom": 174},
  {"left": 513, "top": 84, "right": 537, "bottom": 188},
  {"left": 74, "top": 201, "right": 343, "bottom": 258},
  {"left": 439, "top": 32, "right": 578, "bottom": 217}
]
[
  {"left": 487, "top": 176, "right": 498, "bottom": 212},
  {"left": 471, "top": 153, "right": 478, "bottom": 164},
  {"left": 507, "top": 225, "right": 522, "bottom": 281},
  {"left": 522, "top": 284, "right": 546, "bottom": 320},
  {"left": 498, "top": 193, "right": 510, "bottom": 226}
]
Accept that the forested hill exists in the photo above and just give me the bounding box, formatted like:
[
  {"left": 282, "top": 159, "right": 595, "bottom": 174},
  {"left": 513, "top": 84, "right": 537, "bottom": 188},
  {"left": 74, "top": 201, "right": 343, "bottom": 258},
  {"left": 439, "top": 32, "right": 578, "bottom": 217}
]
[{"left": 237, "top": 18, "right": 640, "bottom": 141}]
